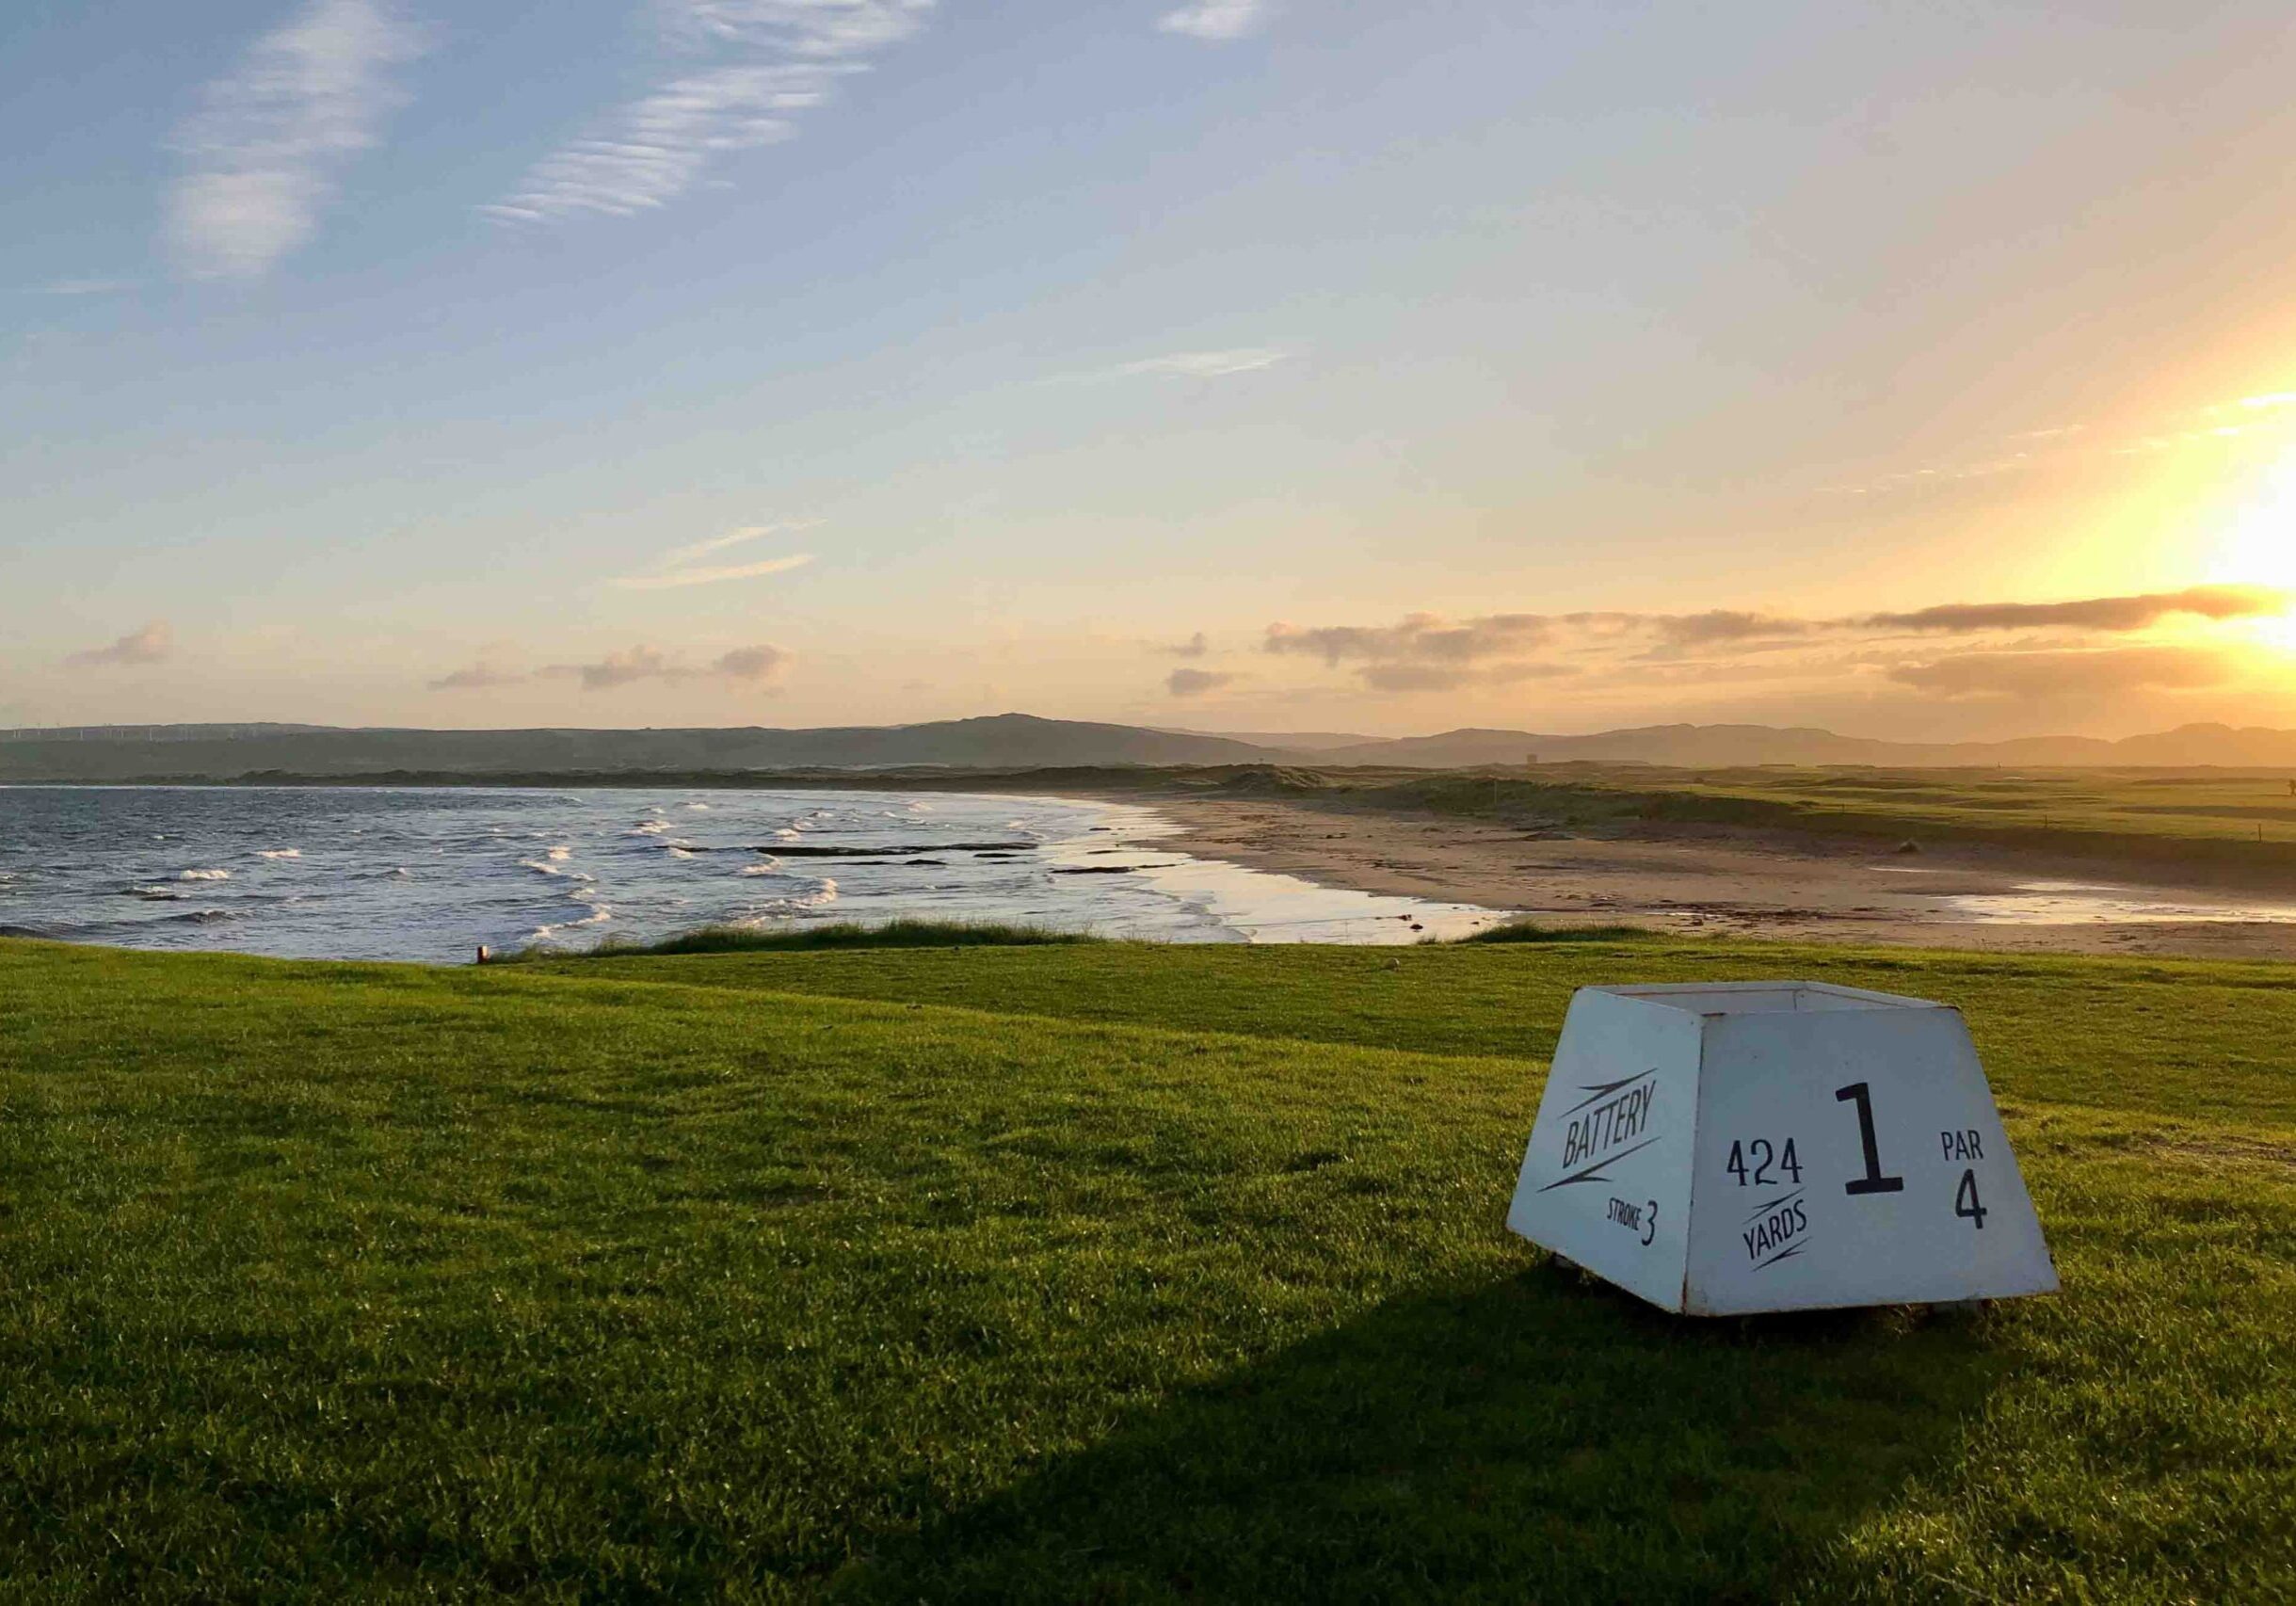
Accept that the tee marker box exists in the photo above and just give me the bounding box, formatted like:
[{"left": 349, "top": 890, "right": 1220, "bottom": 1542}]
[{"left": 1506, "top": 982, "right": 2058, "bottom": 1316}]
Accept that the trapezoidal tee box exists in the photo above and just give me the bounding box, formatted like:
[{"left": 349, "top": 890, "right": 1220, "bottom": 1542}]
[{"left": 1505, "top": 982, "right": 2058, "bottom": 1316}]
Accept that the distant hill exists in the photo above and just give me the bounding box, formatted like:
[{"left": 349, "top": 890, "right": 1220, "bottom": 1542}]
[
  {"left": 0, "top": 714, "right": 1276, "bottom": 782},
  {"left": 6, "top": 715, "right": 2296, "bottom": 781},
  {"left": 1311, "top": 722, "right": 2296, "bottom": 769}
]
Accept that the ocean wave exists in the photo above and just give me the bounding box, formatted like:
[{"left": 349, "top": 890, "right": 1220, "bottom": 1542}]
[
  {"left": 529, "top": 891, "right": 612, "bottom": 941},
  {"left": 256, "top": 848, "right": 301, "bottom": 859},
  {"left": 682, "top": 801, "right": 712, "bottom": 811},
  {"left": 519, "top": 847, "right": 590, "bottom": 881},
  {"left": 737, "top": 861, "right": 783, "bottom": 876},
  {"left": 124, "top": 884, "right": 189, "bottom": 901},
  {"left": 630, "top": 818, "right": 672, "bottom": 837},
  {"left": 125, "top": 907, "right": 243, "bottom": 926},
  {"left": 178, "top": 868, "right": 232, "bottom": 881},
  {"left": 744, "top": 876, "right": 838, "bottom": 918}
]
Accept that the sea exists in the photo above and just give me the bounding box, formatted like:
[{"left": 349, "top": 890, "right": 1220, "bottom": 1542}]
[{"left": 0, "top": 786, "right": 1506, "bottom": 962}]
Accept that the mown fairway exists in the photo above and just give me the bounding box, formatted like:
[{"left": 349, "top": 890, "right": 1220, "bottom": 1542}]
[{"left": 2, "top": 935, "right": 2292, "bottom": 1601}]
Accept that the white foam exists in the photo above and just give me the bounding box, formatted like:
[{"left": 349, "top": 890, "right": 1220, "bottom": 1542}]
[
  {"left": 178, "top": 868, "right": 232, "bottom": 881},
  {"left": 530, "top": 888, "right": 612, "bottom": 941},
  {"left": 257, "top": 848, "right": 301, "bottom": 859}
]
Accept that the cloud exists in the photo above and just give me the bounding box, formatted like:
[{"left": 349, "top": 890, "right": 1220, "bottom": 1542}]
[
  {"left": 1158, "top": 0, "right": 1273, "bottom": 40},
  {"left": 612, "top": 554, "right": 816, "bottom": 590},
  {"left": 1652, "top": 610, "right": 1812, "bottom": 646},
  {"left": 1887, "top": 645, "right": 2236, "bottom": 699},
  {"left": 484, "top": 0, "right": 932, "bottom": 225},
  {"left": 24, "top": 278, "right": 137, "bottom": 297},
  {"left": 659, "top": 520, "right": 816, "bottom": 566},
  {"left": 713, "top": 645, "right": 786, "bottom": 681},
  {"left": 546, "top": 645, "right": 676, "bottom": 690},
  {"left": 1160, "top": 632, "right": 1210, "bottom": 659},
  {"left": 1858, "top": 586, "right": 2287, "bottom": 634},
  {"left": 535, "top": 642, "right": 790, "bottom": 690},
  {"left": 1358, "top": 661, "right": 1577, "bottom": 693},
  {"left": 611, "top": 526, "right": 816, "bottom": 589},
  {"left": 1166, "top": 667, "right": 1240, "bottom": 697},
  {"left": 1111, "top": 348, "right": 1289, "bottom": 378},
  {"left": 67, "top": 621, "right": 173, "bottom": 667},
  {"left": 428, "top": 662, "right": 524, "bottom": 691},
  {"left": 1265, "top": 613, "right": 1554, "bottom": 666},
  {"left": 166, "top": 0, "right": 426, "bottom": 280},
  {"left": 1823, "top": 391, "right": 2296, "bottom": 499}
]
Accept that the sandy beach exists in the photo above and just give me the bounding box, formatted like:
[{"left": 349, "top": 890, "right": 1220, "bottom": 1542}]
[{"left": 1143, "top": 792, "right": 2296, "bottom": 960}]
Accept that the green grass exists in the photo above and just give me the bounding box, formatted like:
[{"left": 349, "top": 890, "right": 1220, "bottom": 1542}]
[
  {"left": 2, "top": 934, "right": 2292, "bottom": 1601},
  {"left": 1336, "top": 763, "right": 2296, "bottom": 871}
]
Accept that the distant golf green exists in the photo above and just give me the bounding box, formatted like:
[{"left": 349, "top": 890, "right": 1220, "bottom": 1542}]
[{"left": 2, "top": 934, "right": 2290, "bottom": 1601}]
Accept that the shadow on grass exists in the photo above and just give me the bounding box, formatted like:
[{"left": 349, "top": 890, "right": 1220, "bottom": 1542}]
[
  {"left": 507, "top": 918, "right": 1100, "bottom": 960},
  {"left": 845, "top": 1268, "right": 2010, "bottom": 1603}
]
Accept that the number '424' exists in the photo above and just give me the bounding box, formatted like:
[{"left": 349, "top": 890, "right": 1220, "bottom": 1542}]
[{"left": 1725, "top": 1137, "right": 1804, "bottom": 1187}]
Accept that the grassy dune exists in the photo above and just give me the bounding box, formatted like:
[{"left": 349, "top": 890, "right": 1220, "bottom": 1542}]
[
  {"left": 1300, "top": 764, "right": 2296, "bottom": 873},
  {"left": 2, "top": 935, "right": 2291, "bottom": 1601}
]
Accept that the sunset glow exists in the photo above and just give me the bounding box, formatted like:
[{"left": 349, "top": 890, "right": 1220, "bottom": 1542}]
[{"left": 2208, "top": 456, "right": 2296, "bottom": 651}]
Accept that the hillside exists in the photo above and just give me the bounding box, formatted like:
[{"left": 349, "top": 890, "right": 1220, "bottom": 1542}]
[
  {"left": 0, "top": 712, "right": 1277, "bottom": 781},
  {"left": 8, "top": 715, "right": 2296, "bottom": 781}
]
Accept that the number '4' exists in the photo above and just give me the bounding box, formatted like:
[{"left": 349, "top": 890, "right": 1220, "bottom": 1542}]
[
  {"left": 1954, "top": 1167, "right": 1988, "bottom": 1230},
  {"left": 1725, "top": 1139, "right": 1805, "bottom": 1186}
]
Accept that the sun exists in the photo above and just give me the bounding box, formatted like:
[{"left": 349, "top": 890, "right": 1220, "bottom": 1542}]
[{"left": 2206, "top": 455, "right": 2296, "bottom": 650}]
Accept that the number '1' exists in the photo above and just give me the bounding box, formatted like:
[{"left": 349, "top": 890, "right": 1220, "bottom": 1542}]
[{"left": 1835, "top": 1082, "right": 1905, "bottom": 1196}]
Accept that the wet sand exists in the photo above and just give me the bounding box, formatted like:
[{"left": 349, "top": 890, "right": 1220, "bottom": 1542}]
[{"left": 1139, "top": 794, "right": 2296, "bottom": 961}]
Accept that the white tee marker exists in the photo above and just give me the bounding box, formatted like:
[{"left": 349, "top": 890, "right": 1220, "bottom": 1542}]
[{"left": 1506, "top": 982, "right": 2058, "bottom": 1315}]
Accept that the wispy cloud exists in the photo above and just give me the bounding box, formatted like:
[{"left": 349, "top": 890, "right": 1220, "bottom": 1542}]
[
  {"left": 435, "top": 642, "right": 788, "bottom": 691},
  {"left": 659, "top": 520, "right": 817, "bottom": 566},
  {"left": 1858, "top": 586, "right": 2286, "bottom": 634},
  {"left": 66, "top": 621, "right": 173, "bottom": 667},
  {"left": 1158, "top": 631, "right": 1210, "bottom": 658},
  {"left": 23, "top": 278, "right": 138, "bottom": 297},
  {"left": 611, "top": 527, "right": 817, "bottom": 589},
  {"left": 1257, "top": 586, "right": 2295, "bottom": 697},
  {"left": 1166, "top": 667, "right": 1241, "bottom": 697},
  {"left": 1158, "top": 0, "right": 1274, "bottom": 41},
  {"left": 615, "top": 554, "right": 817, "bottom": 590},
  {"left": 1888, "top": 645, "right": 2235, "bottom": 699},
  {"left": 166, "top": 0, "right": 427, "bottom": 280},
  {"left": 428, "top": 662, "right": 524, "bottom": 691},
  {"left": 484, "top": 0, "right": 933, "bottom": 225},
  {"left": 1112, "top": 347, "right": 1289, "bottom": 378},
  {"left": 541, "top": 642, "right": 788, "bottom": 689},
  {"left": 1822, "top": 391, "right": 2296, "bottom": 498}
]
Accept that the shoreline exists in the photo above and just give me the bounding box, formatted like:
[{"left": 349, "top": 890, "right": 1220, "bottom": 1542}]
[{"left": 1132, "top": 791, "right": 2296, "bottom": 961}]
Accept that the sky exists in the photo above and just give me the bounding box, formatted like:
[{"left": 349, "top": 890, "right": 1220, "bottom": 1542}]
[{"left": 8, "top": 0, "right": 2296, "bottom": 740}]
